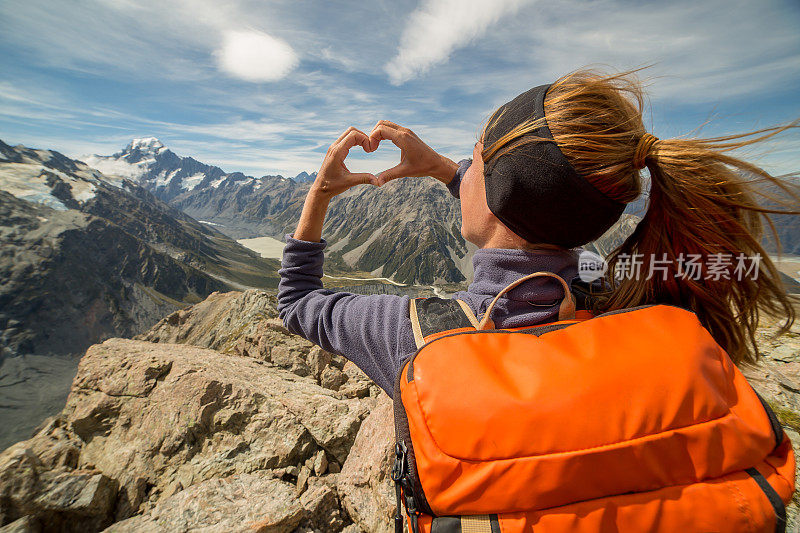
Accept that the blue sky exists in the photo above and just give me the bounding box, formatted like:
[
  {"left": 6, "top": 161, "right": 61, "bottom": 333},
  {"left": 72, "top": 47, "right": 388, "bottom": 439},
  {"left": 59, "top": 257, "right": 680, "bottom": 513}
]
[{"left": 1, "top": 0, "right": 799, "bottom": 178}]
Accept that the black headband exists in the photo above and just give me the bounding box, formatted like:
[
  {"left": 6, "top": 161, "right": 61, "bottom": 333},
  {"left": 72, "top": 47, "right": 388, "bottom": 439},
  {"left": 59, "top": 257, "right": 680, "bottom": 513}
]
[{"left": 483, "top": 84, "right": 626, "bottom": 248}]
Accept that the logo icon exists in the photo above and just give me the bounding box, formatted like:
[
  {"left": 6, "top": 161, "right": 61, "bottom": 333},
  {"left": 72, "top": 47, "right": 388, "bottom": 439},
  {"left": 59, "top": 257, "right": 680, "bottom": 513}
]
[{"left": 578, "top": 249, "right": 607, "bottom": 283}]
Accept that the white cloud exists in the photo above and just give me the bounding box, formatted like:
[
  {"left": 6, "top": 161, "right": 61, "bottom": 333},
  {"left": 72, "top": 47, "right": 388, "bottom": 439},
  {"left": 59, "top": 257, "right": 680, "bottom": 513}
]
[
  {"left": 177, "top": 119, "right": 288, "bottom": 142},
  {"left": 385, "top": 0, "right": 530, "bottom": 84},
  {"left": 215, "top": 30, "right": 299, "bottom": 82}
]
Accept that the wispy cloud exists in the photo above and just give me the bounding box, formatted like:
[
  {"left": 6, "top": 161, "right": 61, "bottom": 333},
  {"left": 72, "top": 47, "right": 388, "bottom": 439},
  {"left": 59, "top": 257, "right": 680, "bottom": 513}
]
[
  {"left": 518, "top": 0, "right": 800, "bottom": 103},
  {"left": 385, "top": 0, "right": 530, "bottom": 85}
]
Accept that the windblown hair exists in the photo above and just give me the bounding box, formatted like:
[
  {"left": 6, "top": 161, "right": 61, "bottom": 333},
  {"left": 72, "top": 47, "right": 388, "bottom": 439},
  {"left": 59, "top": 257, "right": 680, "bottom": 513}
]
[{"left": 481, "top": 68, "right": 800, "bottom": 365}]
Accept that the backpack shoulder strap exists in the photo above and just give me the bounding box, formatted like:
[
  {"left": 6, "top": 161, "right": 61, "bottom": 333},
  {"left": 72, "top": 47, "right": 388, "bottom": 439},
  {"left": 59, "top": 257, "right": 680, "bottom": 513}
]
[
  {"left": 409, "top": 298, "right": 479, "bottom": 349},
  {"left": 570, "top": 277, "right": 599, "bottom": 313}
]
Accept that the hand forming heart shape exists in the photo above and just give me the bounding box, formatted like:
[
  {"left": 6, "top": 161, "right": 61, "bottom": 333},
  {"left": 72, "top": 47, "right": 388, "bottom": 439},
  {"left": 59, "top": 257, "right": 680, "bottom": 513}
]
[{"left": 311, "top": 121, "right": 458, "bottom": 199}]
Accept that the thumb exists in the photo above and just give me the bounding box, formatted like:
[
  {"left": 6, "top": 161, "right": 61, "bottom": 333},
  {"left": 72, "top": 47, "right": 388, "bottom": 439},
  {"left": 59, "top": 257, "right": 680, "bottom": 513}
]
[
  {"left": 376, "top": 163, "right": 408, "bottom": 186},
  {"left": 348, "top": 173, "right": 380, "bottom": 187}
]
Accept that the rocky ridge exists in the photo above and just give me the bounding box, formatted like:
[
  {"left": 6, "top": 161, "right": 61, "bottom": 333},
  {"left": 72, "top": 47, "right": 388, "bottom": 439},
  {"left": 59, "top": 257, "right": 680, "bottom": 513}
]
[
  {"left": 1, "top": 289, "right": 798, "bottom": 531},
  {"left": 0, "top": 290, "right": 392, "bottom": 532}
]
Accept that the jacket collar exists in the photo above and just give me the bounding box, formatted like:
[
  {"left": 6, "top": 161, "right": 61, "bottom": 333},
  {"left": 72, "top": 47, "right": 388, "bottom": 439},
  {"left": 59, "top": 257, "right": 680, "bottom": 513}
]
[{"left": 460, "top": 247, "right": 580, "bottom": 328}]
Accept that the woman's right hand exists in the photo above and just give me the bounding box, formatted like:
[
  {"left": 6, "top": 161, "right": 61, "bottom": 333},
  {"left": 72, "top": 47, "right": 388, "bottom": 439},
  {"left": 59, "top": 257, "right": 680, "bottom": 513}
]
[{"left": 368, "top": 120, "right": 458, "bottom": 186}]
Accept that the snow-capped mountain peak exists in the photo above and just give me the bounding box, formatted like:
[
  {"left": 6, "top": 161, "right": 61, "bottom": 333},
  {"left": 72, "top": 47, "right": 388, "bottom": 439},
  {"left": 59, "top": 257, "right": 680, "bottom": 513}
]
[
  {"left": 82, "top": 139, "right": 322, "bottom": 206},
  {"left": 292, "top": 171, "right": 317, "bottom": 183},
  {"left": 126, "top": 137, "right": 165, "bottom": 154},
  {"left": 82, "top": 139, "right": 242, "bottom": 200}
]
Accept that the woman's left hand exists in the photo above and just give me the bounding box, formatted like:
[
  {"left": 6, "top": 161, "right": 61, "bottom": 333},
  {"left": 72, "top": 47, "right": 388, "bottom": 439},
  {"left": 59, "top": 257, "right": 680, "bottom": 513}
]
[{"left": 311, "top": 127, "right": 380, "bottom": 200}]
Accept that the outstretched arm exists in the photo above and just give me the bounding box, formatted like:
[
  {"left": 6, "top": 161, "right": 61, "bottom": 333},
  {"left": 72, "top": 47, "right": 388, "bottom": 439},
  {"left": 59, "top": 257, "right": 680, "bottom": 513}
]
[
  {"left": 281, "top": 126, "right": 413, "bottom": 395},
  {"left": 278, "top": 234, "right": 417, "bottom": 395},
  {"left": 278, "top": 124, "right": 471, "bottom": 394}
]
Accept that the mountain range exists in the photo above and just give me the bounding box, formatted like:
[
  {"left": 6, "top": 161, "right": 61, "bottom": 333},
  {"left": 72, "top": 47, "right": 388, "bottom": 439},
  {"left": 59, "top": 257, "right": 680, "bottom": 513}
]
[
  {"left": 81, "top": 138, "right": 800, "bottom": 285},
  {"left": 83, "top": 138, "right": 472, "bottom": 284},
  {"left": 82, "top": 138, "right": 316, "bottom": 203},
  {"left": 0, "top": 140, "right": 280, "bottom": 360}
]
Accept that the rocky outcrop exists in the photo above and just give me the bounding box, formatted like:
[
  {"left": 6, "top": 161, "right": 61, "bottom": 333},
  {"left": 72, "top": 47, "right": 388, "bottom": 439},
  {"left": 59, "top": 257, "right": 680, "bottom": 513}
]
[
  {"left": 0, "top": 336, "right": 382, "bottom": 532},
  {"left": 0, "top": 442, "right": 117, "bottom": 532},
  {"left": 337, "top": 398, "right": 395, "bottom": 533},
  {"left": 2, "top": 288, "right": 799, "bottom": 531},
  {"left": 139, "top": 290, "right": 379, "bottom": 400},
  {"left": 106, "top": 474, "right": 307, "bottom": 532},
  {"left": 0, "top": 290, "right": 392, "bottom": 531},
  {"left": 139, "top": 290, "right": 281, "bottom": 354}
]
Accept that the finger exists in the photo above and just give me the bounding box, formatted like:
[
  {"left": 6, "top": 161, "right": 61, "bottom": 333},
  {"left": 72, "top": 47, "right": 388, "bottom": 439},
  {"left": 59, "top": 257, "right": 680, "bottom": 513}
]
[
  {"left": 368, "top": 121, "right": 388, "bottom": 151},
  {"left": 368, "top": 122, "right": 391, "bottom": 151},
  {"left": 327, "top": 128, "right": 352, "bottom": 156},
  {"left": 331, "top": 130, "right": 371, "bottom": 160},
  {"left": 378, "top": 119, "right": 404, "bottom": 130},
  {"left": 369, "top": 124, "right": 405, "bottom": 150},
  {"left": 370, "top": 121, "right": 404, "bottom": 139},
  {"left": 370, "top": 119, "right": 400, "bottom": 132},
  {"left": 333, "top": 126, "right": 357, "bottom": 146},
  {"left": 376, "top": 163, "right": 410, "bottom": 185},
  {"left": 328, "top": 126, "right": 367, "bottom": 154}
]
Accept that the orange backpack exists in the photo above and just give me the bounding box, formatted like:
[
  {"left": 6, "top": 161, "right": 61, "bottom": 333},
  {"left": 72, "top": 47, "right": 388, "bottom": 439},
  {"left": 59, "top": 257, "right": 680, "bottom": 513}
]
[{"left": 391, "top": 272, "right": 795, "bottom": 533}]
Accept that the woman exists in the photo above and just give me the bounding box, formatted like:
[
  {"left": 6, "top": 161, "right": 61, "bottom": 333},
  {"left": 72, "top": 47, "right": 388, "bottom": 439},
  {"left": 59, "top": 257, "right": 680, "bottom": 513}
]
[
  {"left": 278, "top": 68, "right": 797, "bottom": 393},
  {"left": 277, "top": 68, "right": 798, "bottom": 530}
]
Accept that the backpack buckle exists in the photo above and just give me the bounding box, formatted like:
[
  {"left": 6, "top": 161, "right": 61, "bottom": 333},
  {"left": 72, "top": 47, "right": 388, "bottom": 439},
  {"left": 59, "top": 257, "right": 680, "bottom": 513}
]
[
  {"left": 391, "top": 442, "right": 407, "bottom": 482},
  {"left": 391, "top": 441, "right": 421, "bottom": 533}
]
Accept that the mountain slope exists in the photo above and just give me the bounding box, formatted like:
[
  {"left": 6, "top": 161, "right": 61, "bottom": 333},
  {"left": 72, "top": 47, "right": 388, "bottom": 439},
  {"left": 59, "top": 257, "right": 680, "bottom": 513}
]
[
  {"left": 298, "top": 178, "right": 471, "bottom": 284},
  {"left": 0, "top": 140, "right": 280, "bottom": 360}
]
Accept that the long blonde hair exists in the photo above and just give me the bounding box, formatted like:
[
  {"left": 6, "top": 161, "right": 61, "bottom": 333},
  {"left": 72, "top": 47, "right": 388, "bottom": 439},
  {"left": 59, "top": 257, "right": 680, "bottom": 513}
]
[{"left": 481, "top": 68, "right": 800, "bottom": 365}]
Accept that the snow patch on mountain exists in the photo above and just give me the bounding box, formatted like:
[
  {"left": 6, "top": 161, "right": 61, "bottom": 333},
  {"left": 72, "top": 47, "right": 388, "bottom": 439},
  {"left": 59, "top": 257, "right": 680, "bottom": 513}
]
[
  {"left": 209, "top": 176, "right": 227, "bottom": 188},
  {"left": 18, "top": 190, "right": 69, "bottom": 211},
  {"left": 72, "top": 181, "right": 97, "bottom": 202},
  {"left": 0, "top": 160, "right": 99, "bottom": 210},
  {"left": 129, "top": 137, "right": 165, "bottom": 152},
  {"left": 81, "top": 138, "right": 171, "bottom": 183},
  {"left": 182, "top": 173, "right": 206, "bottom": 190}
]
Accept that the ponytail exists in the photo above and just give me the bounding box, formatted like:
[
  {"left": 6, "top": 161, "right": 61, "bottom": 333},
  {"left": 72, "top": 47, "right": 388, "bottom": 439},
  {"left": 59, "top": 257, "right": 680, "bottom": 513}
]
[{"left": 542, "top": 68, "right": 800, "bottom": 364}]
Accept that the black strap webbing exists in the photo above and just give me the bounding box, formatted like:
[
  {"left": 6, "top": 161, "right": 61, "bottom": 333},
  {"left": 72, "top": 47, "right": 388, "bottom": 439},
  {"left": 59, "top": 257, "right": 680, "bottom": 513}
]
[{"left": 413, "top": 298, "right": 475, "bottom": 339}]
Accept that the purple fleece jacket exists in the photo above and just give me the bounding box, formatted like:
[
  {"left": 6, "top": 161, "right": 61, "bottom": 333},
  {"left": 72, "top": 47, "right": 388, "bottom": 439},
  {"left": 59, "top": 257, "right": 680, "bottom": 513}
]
[{"left": 277, "top": 159, "right": 581, "bottom": 396}]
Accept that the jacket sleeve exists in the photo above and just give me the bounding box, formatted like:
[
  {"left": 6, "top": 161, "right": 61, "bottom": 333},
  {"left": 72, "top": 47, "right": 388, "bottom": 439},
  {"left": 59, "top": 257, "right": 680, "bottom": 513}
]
[
  {"left": 277, "top": 234, "right": 419, "bottom": 396},
  {"left": 446, "top": 158, "right": 472, "bottom": 199}
]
